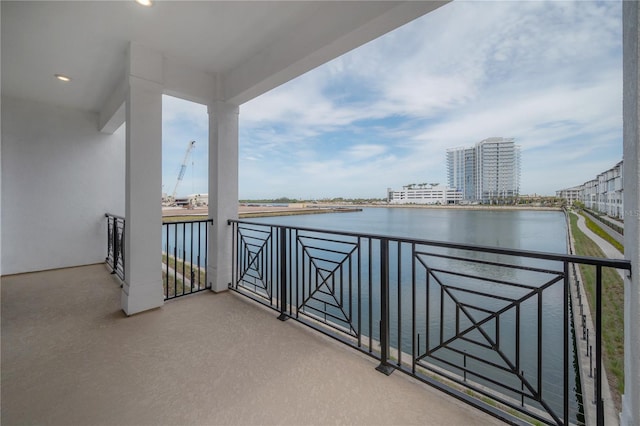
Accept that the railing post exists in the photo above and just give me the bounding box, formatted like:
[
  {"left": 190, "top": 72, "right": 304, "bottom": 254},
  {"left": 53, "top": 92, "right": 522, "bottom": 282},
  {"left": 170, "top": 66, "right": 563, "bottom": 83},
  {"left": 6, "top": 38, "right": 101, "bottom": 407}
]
[
  {"left": 376, "top": 238, "right": 394, "bottom": 375},
  {"left": 595, "top": 265, "right": 604, "bottom": 426},
  {"left": 112, "top": 217, "right": 119, "bottom": 275},
  {"left": 106, "top": 216, "right": 113, "bottom": 263},
  {"left": 277, "top": 226, "right": 288, "bottom": 321}
]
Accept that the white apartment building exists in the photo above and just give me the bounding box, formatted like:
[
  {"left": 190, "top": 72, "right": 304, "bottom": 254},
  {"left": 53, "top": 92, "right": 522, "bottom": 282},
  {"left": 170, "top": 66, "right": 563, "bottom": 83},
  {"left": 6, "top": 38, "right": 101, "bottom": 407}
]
[
  {"left": 447, "top": 137, "right": 521, "bottom": 203},
  {"left": 387, "top": 184, "right": 463, "bottom": 205},
  {"left": 579, "top": 161, "right": 624, "bottom": 218},
  {"left": 446, "top": 147, "right": 476, "bottom": 201},
  {"left": 555, "top": 186, "right": 582, "bottom": 205}
]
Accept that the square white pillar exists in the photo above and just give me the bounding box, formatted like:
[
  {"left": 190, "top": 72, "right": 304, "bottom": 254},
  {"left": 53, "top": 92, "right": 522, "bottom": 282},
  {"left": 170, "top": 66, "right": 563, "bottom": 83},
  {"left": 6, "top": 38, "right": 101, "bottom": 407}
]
[
  {"left": 207, "top": 101, "right": 239, "bottom": 292},
  {"left": 622, "top": 1, "right": 640, "bottom": 425},
  {"left": 121, "top": 77, "right": 165, "bottom": 315}
]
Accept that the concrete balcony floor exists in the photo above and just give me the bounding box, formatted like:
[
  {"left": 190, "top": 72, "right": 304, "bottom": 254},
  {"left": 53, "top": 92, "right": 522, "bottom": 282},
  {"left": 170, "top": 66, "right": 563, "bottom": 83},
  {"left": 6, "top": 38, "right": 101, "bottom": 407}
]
[{"left": 2, "top": 264, "right": 503, "bottom": 425}]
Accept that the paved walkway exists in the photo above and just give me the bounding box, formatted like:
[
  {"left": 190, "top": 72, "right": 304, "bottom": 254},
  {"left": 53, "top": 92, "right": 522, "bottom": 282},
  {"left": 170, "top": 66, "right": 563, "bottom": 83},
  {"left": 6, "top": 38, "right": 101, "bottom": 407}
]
[
  {"left": 570, "top": 211, "right": 626, "bottom": 424},
  {"left": 574, "top": 212, "right": 624, "bottom": 259},
  {"left": 582, "top": 210, "right": 624, "bottom": 245},
  {"left": 573, "top": 211, "right": 626, "bottom": 283}
]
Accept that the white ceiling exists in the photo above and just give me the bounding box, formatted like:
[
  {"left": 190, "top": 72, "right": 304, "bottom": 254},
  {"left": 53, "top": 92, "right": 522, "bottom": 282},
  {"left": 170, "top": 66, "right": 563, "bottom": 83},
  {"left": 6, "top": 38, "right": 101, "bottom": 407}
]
[{"left": 1, "top": 1, "right": 446, "bottom": 112}]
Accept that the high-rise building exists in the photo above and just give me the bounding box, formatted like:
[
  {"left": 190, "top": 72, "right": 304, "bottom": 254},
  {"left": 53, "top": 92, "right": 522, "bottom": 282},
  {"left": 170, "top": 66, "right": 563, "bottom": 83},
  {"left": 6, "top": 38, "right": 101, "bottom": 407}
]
[
  {"left": 446, "top": 147, "right": 476, "bottom": 201},
  {"left": 446, "top": 137, "right": 521, "bottom": 203}
]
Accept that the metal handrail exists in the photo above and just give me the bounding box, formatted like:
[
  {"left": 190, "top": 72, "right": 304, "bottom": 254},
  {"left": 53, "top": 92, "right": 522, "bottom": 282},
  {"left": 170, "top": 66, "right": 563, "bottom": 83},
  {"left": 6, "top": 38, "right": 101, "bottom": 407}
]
[
  {"left": 105, "top": 213, "right": 125, "bottom": 280},
  {"left": 229, "top": 218, "right": 631, "bottom": 426},
  {"left": 162, "top": 219, "right": 212, "bottom": 300},
  {"left": 229, "top": 219, "right": 631, "bottom": 271}
]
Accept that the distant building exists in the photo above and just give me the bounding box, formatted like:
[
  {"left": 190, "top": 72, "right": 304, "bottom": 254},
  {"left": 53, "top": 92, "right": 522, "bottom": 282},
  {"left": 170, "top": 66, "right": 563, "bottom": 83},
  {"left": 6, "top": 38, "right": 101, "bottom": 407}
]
[
  {"left": 387, "top": 184, "right": 463, "bottom": 205},
  {"left": 446, "top": 147, "right": 476, "bottom": 201},
  {"left": 583, "top": 161, "right": 623, "bottom": 218},
  {"left": 555, "top": 186, "right": 582, "bottom": 205},
  {"left": 447, "top": 137, "right": 521, "bottom": 203},
  {"left": 174, "top": 193, "right": 209, "bottom": 208},
  {"left": 558, "top": 160, "right": 623, "bottom": 219}
]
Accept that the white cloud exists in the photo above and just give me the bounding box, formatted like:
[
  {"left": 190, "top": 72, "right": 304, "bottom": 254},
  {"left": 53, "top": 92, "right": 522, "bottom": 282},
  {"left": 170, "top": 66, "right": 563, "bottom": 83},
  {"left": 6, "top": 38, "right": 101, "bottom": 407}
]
[
  {"left": 345, "top": 144, "right": 387, "bottom": 161},
  {"left": 233, "top": 1, "right": 623, "bottom": 199}
]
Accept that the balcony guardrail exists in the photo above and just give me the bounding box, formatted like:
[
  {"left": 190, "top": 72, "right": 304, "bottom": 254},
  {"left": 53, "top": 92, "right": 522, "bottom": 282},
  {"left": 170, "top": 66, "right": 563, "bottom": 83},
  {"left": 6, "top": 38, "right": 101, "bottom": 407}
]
[
  {"left": 105, "top": 213, "right": 125, "bottom": 280},
  {"left": 229, "top": 219, "right": 631, "bottom": 426},
  {"left": 162, "top": 219, "right": 212, "bottom": 300}
]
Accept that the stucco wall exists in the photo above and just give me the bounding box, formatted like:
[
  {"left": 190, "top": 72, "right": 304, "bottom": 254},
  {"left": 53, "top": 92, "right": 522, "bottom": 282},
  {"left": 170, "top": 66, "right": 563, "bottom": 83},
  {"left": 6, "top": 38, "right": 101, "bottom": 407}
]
[
  {"left": 622, "top": 1, "right": 640, "bottom": 424},
  {"left": 1, "top": 96, "right": 125, "bottom": 275}
]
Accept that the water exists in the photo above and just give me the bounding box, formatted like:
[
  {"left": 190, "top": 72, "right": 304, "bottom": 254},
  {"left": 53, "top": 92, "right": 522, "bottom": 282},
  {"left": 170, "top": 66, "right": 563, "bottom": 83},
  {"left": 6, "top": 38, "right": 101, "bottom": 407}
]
[
  {"left": 249, "top": 207, "right": 567, "bottom": 254},
  {"left": 162, "top": 221, "right": 210, "bottom": 270}
]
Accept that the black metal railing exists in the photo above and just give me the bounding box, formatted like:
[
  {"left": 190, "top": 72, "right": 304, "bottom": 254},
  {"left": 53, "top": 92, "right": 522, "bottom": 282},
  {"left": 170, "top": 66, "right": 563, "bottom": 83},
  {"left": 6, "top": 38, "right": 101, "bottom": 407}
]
[
  {"left": 162, "top": 219, "right": 212, "bottom": 300},
  {"left": 229, "top": 219, "right": 631, "bottom": 426},
  {"left": 105, "top": 213, "right": 125, "bottom": 280}
]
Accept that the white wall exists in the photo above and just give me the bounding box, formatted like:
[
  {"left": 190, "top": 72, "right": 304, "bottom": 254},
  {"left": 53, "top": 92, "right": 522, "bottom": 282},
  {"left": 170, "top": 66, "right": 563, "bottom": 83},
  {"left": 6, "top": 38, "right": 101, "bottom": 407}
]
[
  {"left": 622, "top": 2, "right": 640, "bottom": 424},
  {"left": 1, "top": 96, "right": 125, "bottom": 275}
]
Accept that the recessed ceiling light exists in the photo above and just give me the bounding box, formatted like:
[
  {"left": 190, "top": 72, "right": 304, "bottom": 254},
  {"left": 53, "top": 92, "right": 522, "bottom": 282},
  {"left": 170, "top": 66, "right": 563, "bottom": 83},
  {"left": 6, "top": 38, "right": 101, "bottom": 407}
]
[
  {"left": 135, "top": 0, "right": 152, "bottom": 6},
  {"left": 54, "top": 74, "right": 71, "bottom": 82}
]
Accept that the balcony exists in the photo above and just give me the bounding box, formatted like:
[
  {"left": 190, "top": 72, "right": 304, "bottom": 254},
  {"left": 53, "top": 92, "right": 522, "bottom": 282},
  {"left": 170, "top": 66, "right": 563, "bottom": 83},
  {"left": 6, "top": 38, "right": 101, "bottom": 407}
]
[
  {"left": 1, "top": 264, "right": 502, "bottom": 426},
  {"left": 3, "top": 2, "right": 640, "bottom": 425},
  {"left": 92, "top": 215, "right": 634, "bottom": 425}
]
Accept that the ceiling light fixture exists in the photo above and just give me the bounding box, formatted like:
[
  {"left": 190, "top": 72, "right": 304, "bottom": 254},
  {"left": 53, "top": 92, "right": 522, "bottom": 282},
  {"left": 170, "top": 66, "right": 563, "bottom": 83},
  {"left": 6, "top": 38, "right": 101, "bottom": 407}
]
[
  {"left": 54, "top": 74, "right": 71, "bottom": 82},
  {"left": 135, "top": 0, "right": 153, "bottom": 6}
]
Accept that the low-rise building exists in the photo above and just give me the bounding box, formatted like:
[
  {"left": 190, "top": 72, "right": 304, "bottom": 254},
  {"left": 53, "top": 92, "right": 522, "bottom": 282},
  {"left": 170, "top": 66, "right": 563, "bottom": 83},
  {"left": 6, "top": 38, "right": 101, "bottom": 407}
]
[
  {"left": 387, "top": 184, "right": 463, "bottom": 205},
  {"left": 175, "top": 193, "right": 209, "bottom": 208},
  {"left": 558, "top": 160, "right": 623, "bottom": 219},
  {"left": 555, "top": 186, "right": 582, "bottom": 205}
]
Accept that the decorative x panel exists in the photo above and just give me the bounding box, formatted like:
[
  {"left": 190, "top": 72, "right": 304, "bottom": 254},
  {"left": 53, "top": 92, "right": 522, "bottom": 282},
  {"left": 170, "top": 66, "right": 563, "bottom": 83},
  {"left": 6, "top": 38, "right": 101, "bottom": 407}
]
[
  {"left": 414, "top": 250, "right": 565, "bottom": 424},
  {"left": 296, "top": 234, "right": 359, "bottom": 337}
]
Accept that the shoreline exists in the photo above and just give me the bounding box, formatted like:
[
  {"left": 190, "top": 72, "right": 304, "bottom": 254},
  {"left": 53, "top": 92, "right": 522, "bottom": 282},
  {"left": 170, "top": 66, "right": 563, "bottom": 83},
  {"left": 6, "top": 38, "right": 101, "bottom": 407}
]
[
  {"left": 162, "top": 205, "right": 363, "bottom": 219},
  {"left": 238, "top": 206, "right": 362, "bottom": 218},
  {"left": 318, "top": 203, "right": 563, "bottom": 212},
  {"left": 162, "top": 203, "right": 562, "bottom": 219}
]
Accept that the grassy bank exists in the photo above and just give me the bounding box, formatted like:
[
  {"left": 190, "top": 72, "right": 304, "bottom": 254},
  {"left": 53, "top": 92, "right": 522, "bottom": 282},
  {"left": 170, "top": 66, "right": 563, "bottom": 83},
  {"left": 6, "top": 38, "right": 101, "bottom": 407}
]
[
  {"left": 162, "top": 253, "right": 207, "bottom": 298},
  {"left": 579, "top": 211, "right": 624, "bottom": 254},
  {"left": 569, "top": 213, "right": 625, "bottom": 403}
]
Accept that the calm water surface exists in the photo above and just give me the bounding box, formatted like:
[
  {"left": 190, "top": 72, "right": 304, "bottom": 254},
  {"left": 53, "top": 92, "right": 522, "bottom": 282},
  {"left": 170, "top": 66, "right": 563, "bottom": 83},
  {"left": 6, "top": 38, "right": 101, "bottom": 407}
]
[{"left": 251, "top": 207, "right": 567, "bottom": 254}]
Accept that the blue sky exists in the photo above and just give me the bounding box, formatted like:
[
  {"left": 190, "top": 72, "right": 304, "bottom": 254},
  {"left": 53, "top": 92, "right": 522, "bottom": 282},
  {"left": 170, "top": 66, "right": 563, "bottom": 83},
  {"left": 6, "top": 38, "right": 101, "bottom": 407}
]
[{"left": 162, "top": 1, "right": 622, "bottom": 200}]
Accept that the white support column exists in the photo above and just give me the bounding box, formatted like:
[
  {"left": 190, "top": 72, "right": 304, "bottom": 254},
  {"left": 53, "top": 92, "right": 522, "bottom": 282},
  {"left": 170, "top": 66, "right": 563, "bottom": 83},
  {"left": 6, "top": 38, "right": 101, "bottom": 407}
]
[
  {"left": 121, "top": 75, "right": 164, "bottom": 314},
  {"left": 208, "top": 101, "right": 239, "bottom": 292},
  {"left": 622, "top": 1, "right": 640, "bottom": 425}
]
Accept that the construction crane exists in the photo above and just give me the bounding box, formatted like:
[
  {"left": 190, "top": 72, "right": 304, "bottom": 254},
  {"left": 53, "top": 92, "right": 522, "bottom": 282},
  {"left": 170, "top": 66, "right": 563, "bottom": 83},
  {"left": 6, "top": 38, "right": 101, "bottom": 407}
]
[{"left": 171, "top": 140, "right": 196, "bottom": 202}]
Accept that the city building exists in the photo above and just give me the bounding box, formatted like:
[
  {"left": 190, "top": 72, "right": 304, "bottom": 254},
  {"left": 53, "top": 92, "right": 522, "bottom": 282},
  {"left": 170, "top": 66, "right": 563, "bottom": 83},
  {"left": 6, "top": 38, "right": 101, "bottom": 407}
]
[
  {"left": 446, "top": 147, "right": 475, "bottom": 200},
  {"left": 387, "top": 184, "right": 463, "bottom": 205},
  {"left": 560, "top": 161, "right": 624, "bottom": 219},
  {"left": 447, "top": 137, "right": 521, "bottom": 203},
  {"left": 174, "top": 193, "right": 209, "bottom": 208},
  {"left": 556, "top": 186, "right": 582, "bottom": 205},
  {"left": 587, "top": 161, "right": 624, "bottom": 218}
]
